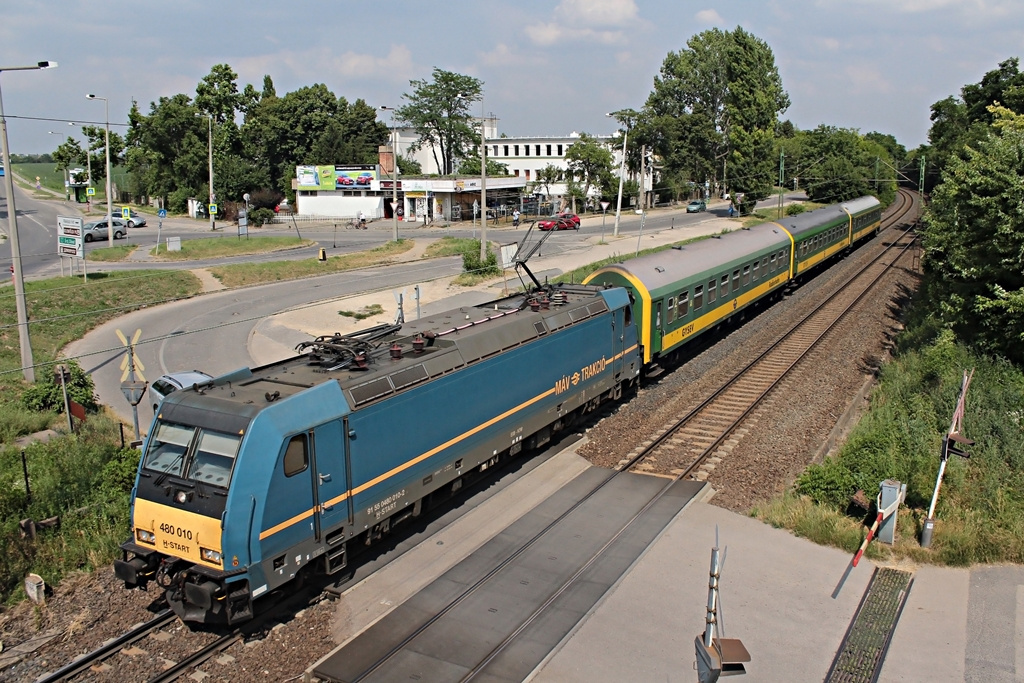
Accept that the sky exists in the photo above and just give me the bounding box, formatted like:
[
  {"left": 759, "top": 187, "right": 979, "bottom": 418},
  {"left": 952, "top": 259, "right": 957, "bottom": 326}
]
[{"left": 2, "top": 0, "right": 1022, "bottom": 155}]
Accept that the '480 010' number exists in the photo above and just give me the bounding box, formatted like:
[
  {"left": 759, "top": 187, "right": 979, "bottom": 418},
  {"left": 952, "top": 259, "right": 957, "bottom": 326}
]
[{"left": 159, "top": 522, "right": 193, "bottom": 540}]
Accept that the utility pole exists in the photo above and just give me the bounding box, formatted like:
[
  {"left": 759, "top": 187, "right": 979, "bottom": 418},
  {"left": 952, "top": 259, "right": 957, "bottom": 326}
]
[
  {"left": 479, "top": 108, "right": 488, "bottom": 262},
  {"left": 777, "top": 151, "right": 785, "bottom": 219},
  {"left": 919, "top": 156, "right": 926, "bottom": 198},
  {"left": 637, "top": 144, "right": 646, "bottom": 211}
]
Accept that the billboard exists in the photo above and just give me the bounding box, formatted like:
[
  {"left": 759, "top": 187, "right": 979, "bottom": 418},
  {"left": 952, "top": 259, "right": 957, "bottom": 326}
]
[
  {"left": 334, "top": 165, "right": 379, "bottom": 191},
  {"left": 296, "top": 164, "right": 380, "bottom": 191}
]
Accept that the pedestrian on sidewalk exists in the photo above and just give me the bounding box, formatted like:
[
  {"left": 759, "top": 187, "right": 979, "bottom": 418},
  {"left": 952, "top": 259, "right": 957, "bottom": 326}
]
[{"left": 512, "top": 209, "right": 520, "bottom": 228}]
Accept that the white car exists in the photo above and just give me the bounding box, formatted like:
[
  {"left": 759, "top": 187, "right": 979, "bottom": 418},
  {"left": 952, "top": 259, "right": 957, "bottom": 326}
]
[{"left": 150, "top": 370, "right": 213, "bottom": 412}]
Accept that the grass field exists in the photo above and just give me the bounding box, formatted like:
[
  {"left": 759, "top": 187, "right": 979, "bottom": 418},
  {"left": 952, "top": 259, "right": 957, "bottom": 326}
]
[{"left": 11, "top": 162, "right": 127, "bottom": 201}]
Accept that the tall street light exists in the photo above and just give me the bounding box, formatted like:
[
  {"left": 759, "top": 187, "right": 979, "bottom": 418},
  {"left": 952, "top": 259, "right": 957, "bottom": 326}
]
[
  {"left": 196, "top": 112, "right": 215, "bottom": 231},
  {"left": 607, "top": 109, "right": 637, "bottom": 238},
  {"left": 379, "top": 106, "right": 399, "bottom": 242},
  {"left": 86, "top": 94, "right": 114, "bottom": 247},
  {"left": 479, "top": 104, "right": 487, "bottom": 263},
  {"left": 1, "top": 60, "right": 57, "bottom": 382}
]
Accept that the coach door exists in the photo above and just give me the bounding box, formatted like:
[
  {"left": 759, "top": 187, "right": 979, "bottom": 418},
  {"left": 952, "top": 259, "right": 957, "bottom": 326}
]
[
  {"left": 654, "top": 301, "right": 664, "bottom": 353},
  {"left": 311, "top": 420, "right": 351, "bottom": 540}
]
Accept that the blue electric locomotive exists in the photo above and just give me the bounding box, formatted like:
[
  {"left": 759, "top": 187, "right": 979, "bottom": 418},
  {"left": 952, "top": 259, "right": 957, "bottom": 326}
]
[{"left": 115, "top": 283, "right": 641, "bottom": 623}]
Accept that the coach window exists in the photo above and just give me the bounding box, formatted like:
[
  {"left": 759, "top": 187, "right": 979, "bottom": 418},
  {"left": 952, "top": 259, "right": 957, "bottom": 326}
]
[
  {"left": 742, "top": 265, "right": 750, "bottom": 286},
  {"left": 770, "top": 254, "right": 777, "bottom": 272},
  {"left": 284, "top": 434, "right": 308, "bottom": 477},
  {"left": 694, "top": 285, "right": 704, "bottom": 309},
  {"left": 732, "top": 270, "right": 740, "bottom": 292},
  {"left": 708, "top": 279, "right": 717, "bottom": 304},
  {"left": 752, "top": 261, "right": 759, "bottom": 281},
  {"left": 761, "top": 257, "right": 769, "bottom": 272},
  {"left": 677, "top": 292, "right": 689, "bottom": 318},
  {"left": 722, "top": 274, "right": 730, "bottom": 295},
  {"left": 667, "top": 297, "right": 677, "bottom": 323}
]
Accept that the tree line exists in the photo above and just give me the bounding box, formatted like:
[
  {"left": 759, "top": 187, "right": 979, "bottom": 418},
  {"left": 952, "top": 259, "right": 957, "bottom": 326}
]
[
  {"left": 916, "top": 58, "right": 1024, "bottom": 365},
  {"left": 47, "top": 28, "right": 903, "bottom": 215}
]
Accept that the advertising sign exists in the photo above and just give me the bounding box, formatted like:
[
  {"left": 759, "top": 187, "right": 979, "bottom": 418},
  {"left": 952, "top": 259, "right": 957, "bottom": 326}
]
[{"left": 333, "top": 164, "right": 379, "bottom": 192}]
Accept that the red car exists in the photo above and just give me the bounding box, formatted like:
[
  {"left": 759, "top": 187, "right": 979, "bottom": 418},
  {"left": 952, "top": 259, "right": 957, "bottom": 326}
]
[
  {"left": 356, "top": 173, "right": 374, "bottom": 185},
  {"left": 337, "top": 176, "right": 355, "bottom": 186},
  {"left": 538, "top": 213, "right": 580, "bottom": 231}
]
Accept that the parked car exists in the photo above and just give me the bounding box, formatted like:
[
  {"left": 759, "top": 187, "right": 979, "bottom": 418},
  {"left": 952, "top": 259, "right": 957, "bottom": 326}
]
[
  {"left": 82, "top": 218, "right": 128, "bottom": 242},
  {"left": 150, "top": 370, "right": 214, "bottom": 412},
  {"left": 686, "top": 200, "right": 707, "bottom": 213},
  {"left": 117, "top": 209, "right": 147, "bottom": 227},
  {"left": 538, "top": 213, "right": 580, "bottom": 231}
]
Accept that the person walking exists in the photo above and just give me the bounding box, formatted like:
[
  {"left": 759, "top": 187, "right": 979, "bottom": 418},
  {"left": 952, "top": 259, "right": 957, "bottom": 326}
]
[
  {"left": 358, "top": 210, "right": 366, "bottom": 228},
  {"left": 512, "top": 209, "right": 520, "bottom": 228}
]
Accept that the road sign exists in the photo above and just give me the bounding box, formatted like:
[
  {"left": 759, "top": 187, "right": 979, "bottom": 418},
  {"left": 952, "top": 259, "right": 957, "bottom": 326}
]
[
  {"left": 158, "top": 208, "right": 167, "bottom": 218},
  {"left": 116, "top": 328, "right": 146, "bottom": 382},
  {"left": 120, "top": 380, "right": 148, "bottom": 407},
  {"left": 122, "top": 207, "right": 131, "bottom": 220},
  {"left": 57, "top": 216, "right": 84, "bottom": 258},
  {"left": 86, "top": 187, "right": 95, "bottom": 196},
  {"left": 209, "top": 203, "right": 217, "bottom": 215}
]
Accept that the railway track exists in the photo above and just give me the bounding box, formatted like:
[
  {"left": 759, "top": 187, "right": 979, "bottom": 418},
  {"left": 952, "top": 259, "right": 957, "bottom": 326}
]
[{"left": 627, "top": 188, "right": 919, "bottom": 481}]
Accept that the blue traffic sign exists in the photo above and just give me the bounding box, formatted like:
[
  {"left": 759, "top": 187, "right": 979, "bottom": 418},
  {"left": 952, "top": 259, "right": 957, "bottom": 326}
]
[{"left": 158, "top": 208, "right": 167, "bottom": 218}]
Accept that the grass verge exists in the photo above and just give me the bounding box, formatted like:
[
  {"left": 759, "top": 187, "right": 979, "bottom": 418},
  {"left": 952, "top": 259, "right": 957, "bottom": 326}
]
[
  {"left": 85, "top": 245, "right": 137, "bottom": 262},
  {"left": 755, "top": 325, "right": 1024, "bottom": 567},
  {"left": 209, "top": 239, "right": 414, "bottom": 287},
  {"left": 149, "top": 235, "right": 316, "bottom": 261},
  {"left": 0, "top": 270, "right": 202, "bottom": 441}
]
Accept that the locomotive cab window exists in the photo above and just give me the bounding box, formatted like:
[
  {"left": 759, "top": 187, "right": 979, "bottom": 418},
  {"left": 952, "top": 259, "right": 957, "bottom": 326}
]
[
  {"left": 283, "top": 434, "right": 308, "bottom": 477},
  {"left": 189, "top": 430, "right": 241, "bottom": 486},
  {"left": 143, "top": 422, "right": 195, "bottom": 476}
]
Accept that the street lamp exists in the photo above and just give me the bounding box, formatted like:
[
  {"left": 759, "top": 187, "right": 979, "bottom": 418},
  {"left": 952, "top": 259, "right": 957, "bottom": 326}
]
[
  {"left": 379, "top": 106, "right": 399, "bottom": 242},
  {"left": 86, "top": 94, "right": 114, "bottom": 247},
  {"left": 479, "top": 104, "right": 487, "bottom": 263},
  {"left": 1, "top": 60, "right": 57, "bottom": 382},
  {"left": 195, "top": 112, "right": 215, "bottom": 230},
  {"left": 607, "top": 109, "right": 636, "bottom": 238}
]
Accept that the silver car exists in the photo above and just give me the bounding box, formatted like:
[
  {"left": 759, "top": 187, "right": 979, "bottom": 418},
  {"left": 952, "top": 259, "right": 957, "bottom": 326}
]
[
  {"left": 82, "top": 218, "right": 128, "bottom": 242},
  {"left": 118, "top": 209, "right": 147, "bottom": 228},
  {"left": 150, "top": 370, "right": 214, "bottom": 412}
]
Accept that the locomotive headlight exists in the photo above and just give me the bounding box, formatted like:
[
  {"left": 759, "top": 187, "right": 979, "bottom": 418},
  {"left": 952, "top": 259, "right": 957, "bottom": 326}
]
[
  {"left": 175, "top": 490, "right": 189, "bottom": 504},
  {"left": 136, "top": 529, "right": 156, "bottom": 544},
  {"left": 200, "top": 547, "right": 222, "bottom": 565}
]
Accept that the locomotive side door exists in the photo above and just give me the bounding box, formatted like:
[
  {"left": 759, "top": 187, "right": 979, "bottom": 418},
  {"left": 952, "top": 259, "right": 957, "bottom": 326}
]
[{"left": 311, "top": 420, "right": 350, "bottom": 538}]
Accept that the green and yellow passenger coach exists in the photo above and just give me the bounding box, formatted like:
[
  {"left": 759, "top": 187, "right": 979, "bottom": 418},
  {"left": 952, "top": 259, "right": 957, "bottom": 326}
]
[{"left": 583, "top": 196, "right": 882, "bottom": 367}]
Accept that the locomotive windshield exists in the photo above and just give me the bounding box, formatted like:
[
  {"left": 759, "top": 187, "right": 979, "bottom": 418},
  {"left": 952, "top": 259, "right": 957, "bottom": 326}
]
[{"left": 143, "top": 420, "right": 241, "bottom": 488}]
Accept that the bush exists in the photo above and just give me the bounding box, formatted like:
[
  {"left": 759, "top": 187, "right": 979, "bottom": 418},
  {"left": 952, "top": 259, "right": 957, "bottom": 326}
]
[
  {"left": 249, "top": 208, "right": 276, "bottom": 227},
  {"left": 21, "top": 360, "right": 97, "bottom": 413},
  {"left": 249, "top": 188, "right": 284, "bottom": 210},
  {"left": 785, "top": 203, "right": 806, "bottom": 216},
  {"left": 461, "top": 241, "right": 501, "bottom": 277}
]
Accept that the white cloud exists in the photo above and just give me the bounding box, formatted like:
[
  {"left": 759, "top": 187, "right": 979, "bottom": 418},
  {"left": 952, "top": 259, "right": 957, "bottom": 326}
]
[
  {"left": 695, "top": 9, "right": 725, "bottom": 25},
  {"left": 526, "top": 0, "right": 640, "bottom": 46},
  {"left": 556, "top": 0, "right": 639, "bottom": 24}
]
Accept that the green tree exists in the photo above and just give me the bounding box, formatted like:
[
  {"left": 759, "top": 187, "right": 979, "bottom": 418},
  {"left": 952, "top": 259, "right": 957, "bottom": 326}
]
[
  {"left": 921, "top": 105, "right": 1024, "bottom": 364},
  {"left": 456, "top": 156, "right": 510, "bottom": 176},
  {"left": 52, "top": 137, "right": 85, "bottom": 176},
  {"left": 396, "top": 68, "right": 482, "bottom": 175},
  {"left": 535, "top": 164, "right": 562, "bottom": 198},
  {"left": 725, "top": 27, "right": 790, "bottom": 213},
  {"left": 565, "top": 133, "right": 613, "bottom": 207}
]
